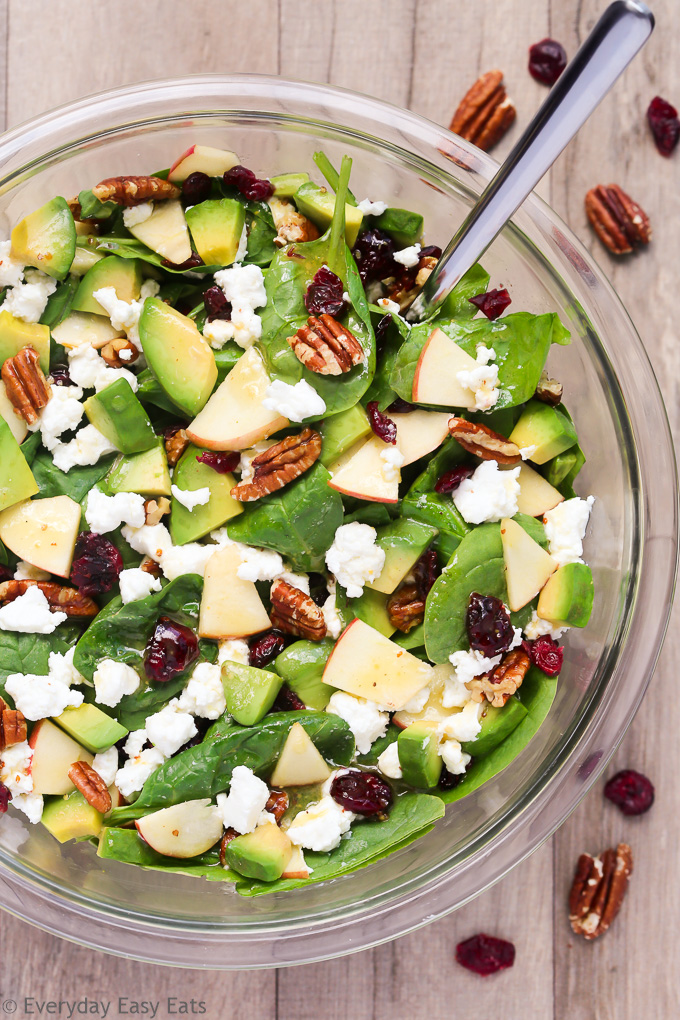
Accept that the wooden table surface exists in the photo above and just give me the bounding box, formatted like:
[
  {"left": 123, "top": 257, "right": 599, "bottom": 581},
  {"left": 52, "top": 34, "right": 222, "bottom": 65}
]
[{"left": 0, "top": 1, "right": 677, "bottom": 1017}]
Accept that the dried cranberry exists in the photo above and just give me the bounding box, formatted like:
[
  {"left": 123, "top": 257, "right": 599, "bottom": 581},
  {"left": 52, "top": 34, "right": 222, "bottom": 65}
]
[
  {"left": 70, "top": 532, "right": 123, "bottom": 596},
  {"left": 466, "top": 592, "right": 514, "bottom": 656},
  {"left": 304, "top": 265, "right": 345, "bottom": 317},
  {"left": 456, "top": 933, "right": 515, "bottom": 976},
  {"left": 439, "top": 767, "right": 465, "bottom": 791},
  {"left": 307, "top": 573, "right": 329, "bottom": 607},
  {"left": 144, "top": 615, "right": 199, "bottom": 683},
  {"left": 420, "top": 244, "right": 443, "bottom": 260},
  {"left": 196, "top": 451, "right": 239, "bottom": 474},
  {"left": 524, "top": 635, "right": 563, "bottom": 676},
  {"left": 528, "top": 38, "right": 567, "bottom": 86},
  {"left": 604, "top": 769, "right": 655, "bottom": 816},
  {"left": 352, "top": 228, "right": 397, "bottom": 284},
  {"left": 182, "top": 171, "right": 212, "bottom": 205},
  {"left": 366, "top": 401, "right": 397, "bottom": 445},
  {"left": 272, "top": 684, "right": 305, "bottom": 712},
  {"left": 203, "top": 285, "right": 232, "bottom": 321},
  {"left": 0, "top": 564, "right": 12, "bottom": 583},
  {"left": 413, "top": 547, "right": 440, "bottom": 598},
  {"left": 50, "top": 364, "right": 75, "bottom": 387},
  {"left": 330, "top": 770, "right": 393, "bottom": 815},
  {"left": 160, "top": 422, "right": 188, "bottom": 440},
  {"left": 375, "top": 314, "right": 392, "bottom": 352},
  {"left": 469, "top": 288, "right": 512, "bottom": 320},
  {"left": 0, "top": 783, "right": 11, "bottom": 813},
  {"left": 249, "top": 630, "right": 286, "bottom": 669},
  {"left": 161, "top": 251, "right": 204, "bottom": 270},
  {"left": 387, "top": 397, "right": 416, "bottom": 414},
  {"left": 434, "top": 465, "right": 474, "bottom": 494},
  {"left": 647, "top": 96, "right": 680, "bottom": 157},
  {"left": 223, "top": 165, "right": 274, "bottom": 201}
]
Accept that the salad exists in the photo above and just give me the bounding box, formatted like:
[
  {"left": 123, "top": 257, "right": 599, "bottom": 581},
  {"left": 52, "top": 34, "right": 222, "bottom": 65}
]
[{"left": 0, "top": 145, "right": 594, "bottom": 894}]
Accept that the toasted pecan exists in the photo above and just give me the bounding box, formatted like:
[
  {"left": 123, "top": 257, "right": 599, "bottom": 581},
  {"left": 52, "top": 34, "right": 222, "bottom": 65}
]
[
  {"left": 585, "top": 184, "right": 651, "bottom": 255},
  {"left": 270, "top": 579, "right": 327, "bottom": 641},
  {"left": 1, "top": 346, "right": 52, "bottom": 425},
  {"left": 231, "top": 428, "right": 322, "bottom": 502},
  {"left": 144, "top": 497, "right": 171, "bottom": 526},
  {"left": 448, "top": 417, "right": 522, "bottom": 464},
  {"left": 164, "top": 427, "right": 190, "bottom": 467},
  {"left": 100, "top": 337, "right": 139, "bottom": 369},
  {"left": 0, "top": 697, "right": 27, "bottom": 752},
  {"left": 535, "top": 371, "right": 563, "bottom": 406},
  {"left": 387, "top": 584, "right": 426, "bottom": 633},
  {"left": 92, "top": 175, "right": 179, "bottom": 206},
  {"left": 450, "top": 70, "right": 516, "bottom": 151},
  {"left": 287, "top": 314, "right": 364, "bottom": 375},
  {"left": 269, "top": 197, "right": 320, "bottom": 247},
  {"left": 265, "top": 788, "right": 289, "bottom": 824},
  {"left": 569, "top": 843, "right": 633, "bottom": 940},
  {"left": 465, "top": 648, "right": 530, "bottom": 708},
  {"left": 68, "top": 760, "right": 112, "bottom": 814},
  {"left": 0, "top": 580, "right": 98, "bottom": 618}
]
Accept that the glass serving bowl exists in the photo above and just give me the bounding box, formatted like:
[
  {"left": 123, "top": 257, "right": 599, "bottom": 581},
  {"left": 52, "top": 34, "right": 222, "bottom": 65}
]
[{"left": 0, "top": 75, "right": 675, "bottom": 969}]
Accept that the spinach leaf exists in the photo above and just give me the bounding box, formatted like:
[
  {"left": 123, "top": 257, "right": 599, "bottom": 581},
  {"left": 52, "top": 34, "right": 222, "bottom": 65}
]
[
  {"left": 437, "top": 262, "right": 490, "bottom": 319},
  {"left": 30, "top": 450, "right": 116, "bottom": 502},
  {"left": 98, "top": 827, "right": 239, "bottom": 881},
  {"left": 40, "top": 275, "right": 79, "bottom": 329},
  {"left": 401, "top": 438, "right": 471, "bottom": 542},
  {"left": 108, "top": 712, "right": 354, "bottom": 823},
  {"left": 77, "top": 189, "right": 118, "bottom": 220},
  {"left": 0, "top": 627, "right": 82, "bottom": 703},
  {"left": 363, "top": 314, "right": 403, "bottom": 410},
  {"left": 136, "top": 369, "right": 184, "bottom": 414},
  {"left": 227, "top": 462, "right": 343, "bottom": 571},
  {"left": 96, "top": 238, "right": 218, "bottom": 276},
  {"left": 235, "top": 791, "right": 444, "bottom": 896},
  {"left": 244, "top": 201, "right": 278, "bottom": 266}
]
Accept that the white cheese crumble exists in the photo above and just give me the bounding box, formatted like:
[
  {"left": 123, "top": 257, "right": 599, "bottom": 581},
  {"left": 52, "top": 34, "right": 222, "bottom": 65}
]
[
  {"left": 92, "top": 278, "right": 159, "bottom": 351},
  {"left": 0, "top": 240, "right": 25, "bottom": 288},
  {"left": 287, "top": 794, "right": 355, "bottom": 852},
  {"left": 121, "top": 522, "right": 225, "bottom": 581},
  {"left": 145, "top": 699, "right": 197, "bottom": 758},
  {"left": 543, "top": 496, "right": 595, "bottom": 566},
  {"left": 524, "top": 609, "right": 568, "bottom": 641},
  {"left": 93, "top": 659, "right": 140, "bottom": 708},
  {"left": 237, "top": 441, "right": 273, "bottom": 482},
  {"left": 216, "top": 765, "right": 270, "bottom": 835},
  {"left": 456, "top": 345, "right": 500, "bottom": 412},
  {"left": 393, "top": 243, "right": 421, "bottom": 268},
  {"left": 453, "top": 460, "right": 521, "bottom": 524},
  {"left": 203, "top": 264, "right": 267, "bottom": 350},
  {"left": 326, "top": 692, "right": 389, "bottom": 755},
  {"left": 262, "top": 378, "right": 326, "bottom": 422},
  {"left": 277, "top": 569, "right": 310, "bottom": 593},
  {"left": 0, "top": 586, "right": 67, "bottom": 634},
  {"left": 357, "top": 198, "right": 387, "bottom": 216},
  {"left": 0, "top": 741, "right": 43, "bottom": 823},
  {"left": 236, "top": 545, "right": 284, "bottom": 583},
  {"left": 377, "top": 741, "right": 402, "bottom": 779},
  {"left": 439, "top": 739, "right": 471, "bottom": 775},
  {"left": 519, "top": 445, "right": 537, "bottom": 461},
  {"left": 67, "top": 342, "right": 139, "bottom": 393},
  {"left": 380, "top": 444, "right": 404, "bottom": 483},
  {"left": 122, "top": 202, "right": 154, "bottom": 228},
  {"left": 115, "top": 743, "right": 166, "bottom": 799},
  {"left": 118, "top": 567, "right": 162, "bottom": 605},
  {"left": 171, "top": 484, "right": 211, "bottom": 511},
  {"left": 3, "top": 269, "right": 57, "bottom": 323},
  {"left": 13, "top": 561, "right": 50, "bottom": 581},
  {"left": 30, "top": 384, "right": 85, "bottom": 453},
  {"left": 85, "top": 488, "right": 146, "bottom": 534},
  {"left": 51, "top": 423, "right": 119, "bottom": 473},
  {"left": 438, "top": 699, "right": 483, "bottom": 743},
  {"left": 5, "top": 666, "right": 83, "bottom": 720},
  {"left": 448, "top": 648, "right": 502, "bottom": 686},
  {"left": 177, "top": 662, "right": 226, "bottom": 720},
  {"left": 325, "top": 522, "right": 386, "bottom": 598},
  {"left": 377, "top": 297, "right": 401, "bottom": 315},
  {"left": 321, "top": 579, "right": 343, "bottom": 639},
  {"left": 401, "top": 683, "right": 432, "bottom": 714},
  {"left": 92, "top": 746, "right": 119, "bottom": 787},
  {"left": 218, "top": 639, "right": 250, "bottom": 665},
  {"left": 47, "top": 647, "right": 85, "bottom": 688}
]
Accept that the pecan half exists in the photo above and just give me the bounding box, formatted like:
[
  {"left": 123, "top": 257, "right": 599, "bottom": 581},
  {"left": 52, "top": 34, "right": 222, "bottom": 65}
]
[
  {"left": 535, "top": 371, "right": 563, "bottom": 406},
  {"left": 266, "top": 788, "right": 289, "bottom": 824},
  {"left": 100, "top": 337, "right": 139, "bottom": 368},
  {"left": 466, "top": 648, "right": 530, "bottom": 707},
  {"left": 140, "top": 556, "right": 163, "bottom": 577},
  {"left": 287, "top": 314, "right": 364, "bottom": 376},
  {"left": 0, "top": 580, "right": 98, "bottom": 618},
  {"left": 386, "top": 253, "right": 440, "bottom": 311},
  {"left": 219, "top": 828, "right": 239, "bottom": 866},
  {"left": 270, "top": 578, "right": 327, "bottom": 641},
  {"left": 448, "top": 417, "right": 522, "bottom": 464},
  {"left": 144, "top": 497, "right": 171, "bottom": 526},
  {"left": 164, "top": 427, "right": 190, "bottom": 467},
  {"left": 569, "top": 843, "right": 633, "bottom": 940},
  {"left": 387, "top": 584, "right": 425, "bottom": 633},
  {"left": 68, "top": 760, "right": 112, "bottom": 814},
  {"left": 231, "top": 428, "right": 322, "bottom": 502},
  {"left": 269, "top": 197, "right": 320, "bottom": 247},
  {"left": 92, "top": 175, "right": 179, "bottom": 207},
  {"left": 585, "top": 184, "right": 651, "bottom": 255},
  {"left": 450, "top": 70, "right": 517, "bottom": 151},
  {"left": 1, "top": 346, "right": 52, "bottom": 425},
  {"left": 0, "top": 697, "right": 27, "bottom": 752}
]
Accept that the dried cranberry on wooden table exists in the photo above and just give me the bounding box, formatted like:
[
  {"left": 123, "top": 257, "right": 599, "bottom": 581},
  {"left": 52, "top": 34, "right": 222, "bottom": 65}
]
[
  {"left": 70, "top": 533, "right": 123, "bottom": 596},
  {"left": 647, "top": 96, "right": 680, "bottom": 157},
  {"left": 456, "top": 933, "right": 515, "bottom": 976},
  {"left": 604, "top": 769, "right": 655, "bottom": 816},
  {"left": 528, "top": 38, "right": 567, "bottom": 86},
  {"left": 144, "top": 616, "right": 200, "bottom": 683}
]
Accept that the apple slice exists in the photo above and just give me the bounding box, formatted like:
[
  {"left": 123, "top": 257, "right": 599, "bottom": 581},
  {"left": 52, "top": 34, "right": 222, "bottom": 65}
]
[
  {"left": 51, "top": 311, "right": 123, "bottom": 351},
  {"left": 29, "top": 719, "right": 93, "bottom": 796},
  {"left": 322, "top": 619, "right": 433, "bottom": 711},
  {"left": 328, "top": 435, "right": 400, "bottom": 503},
  {"left": 127, "top": 199, "right": 192, "bottom": 265},
  {"left": 186, "top": 347, "right": 289, "bottom": 451},
  {"left": 500, "top": 517, "right": 558, "bottom": 612},
  {"left": 168, "top": 145, "right": 239, "bottom": 183},
  {"left": 0, "top": 495, "right": 81, "bottom": 577},
  {"left": 281, "top": 845, "right": 310, "bottom": 879},
  {"left": 199, "top": 544, "right": 271, "bottom": 639},
  {"left": 515, "top": 463, "right": 564, "bottom": 518},
  {"left": 136, "top": 799, "right": 223, "bottom": 858},
  {"left": 270, "top": 721, "right": 332, "bottom": 787},
  {"left": 412, "top": 328, "right": 479, "bottom": 407},
  {"left": 0, "top": 380, "right": 27, "bottom": 443},
  {"left": 391, "top": 409, "right": 451, "bottom": 466}
]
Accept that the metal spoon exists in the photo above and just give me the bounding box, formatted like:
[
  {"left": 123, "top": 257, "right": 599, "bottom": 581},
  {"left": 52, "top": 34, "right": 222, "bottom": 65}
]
[{"left": 408, "top": 0, "right": 654, "bottom": 322}]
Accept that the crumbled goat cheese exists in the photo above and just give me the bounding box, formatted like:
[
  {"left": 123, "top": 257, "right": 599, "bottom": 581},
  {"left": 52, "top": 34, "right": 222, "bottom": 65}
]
[
  {"left": 118, "top": 567, "right": 162, "bottom": 605},
  {"left": 93, "top": 279, "right": 159, "bottom": 352},
  {"left": 236, "top": 545, "right": 284, "bottom": 583},
  {"left": 520, "top": 445, "right": 537, "bottom": 461},
  {"left": 439, "top": 739, "right": 471, "bottom": 775},
  {"left": 524, "top": 609, "right": 568, "bottom": 641},
  {"left": 67, "top": 342, "right": 139, "bottom": 392},
  {"left": 235, "top": 224, "right": 248, "bottom": 262},
  {"left": 0, "top": 240, "right": 25, "bottom": 288},
  {"left": 177, "top": 662, "right": 226, "bottom": 720},
  {"left": 85, "top": 488, "right": 146, "bottom": 534},
  {"left": 0, "top": 741, "right": 34, "bottom": 795},
  {"left": 203, "top": 264, "right": 267, "bottom": 349},
  {"left": 377, "top": 741, "right": 403, "bottom": 779},
  {"left": 47, "top": 647, "right": 85, "bottom": 688},
  {"left": 438, "top": 699, "right": 483, "bottom": 743},
  {"left": 3, "top": 269, "right": 57, "bottom": 323},
  {"left": 238, "top": 441, "right": 273, "bottom": 482},
  {"left": 322, "top": 581, "right": 343, "bottom": 639},
  {"left": 402, "top": 683, "right": 432, "bottom": 714},
  {"left": 123, "top": 729, "right": 148, "bottom": 758},
  {"left": 277, "top": 569, "right": 310, "bottom": 593},
  {"left": 171, "top": 484, "right": 211, "bottom": 511},
  {"left": 92, "top": 746, "right": 119, "bottom": 787},
  {"left": 393, "top": 243, "right": 421, "bottom": 268},
  {"left": 119, "top": 348, "right": 133, "bottom": 361},
  {"left": 93, "top": 659, "right": 141, "bottom": 708},
  {"left": 121, "top": 522, "right": 225, "bottom": 581},
  {"left": 14, "top": 561, "right": 50, "bottom": 581},
  {"left": 216, "top": 765, "right": 270, "bottom": 835},
  {"left": 357, "top": 198, "right": 388, "bottom": 216},
  {"left": 325, "top": 522, "right": 386, "bottom": 598},
  {"left": 0, "top": 586, "right": 67, "bottom": 634},
  {"left": 287, "top": 795, "right": 355, "bottom": 852},
  {"left": 145, "top": 699, "right": 197, "bottom": 758},
  {"left": 380, "top": 444, "right": 404, "bottom": 482},
  {"left": 51, "top": 423, "right": 119, "bottom": 473},
  {"left": 12, "top": 792, "right": 44, "bottom": 823},
  {"left": 217, "top": 639, "right": 250, "bottom": 666},
  {"left": 453, "top": 460, "right": 520, "bottom": 524},
  {"left": 448, "top": 648, "right": 503, "bottom": 686},
  {"left": 122, "top": 202, "right": 154, "bottom": 228},
  {"left": 115, "top": 745, "right": 166, "bottom": 799},
  {"left": 543, "top": 496, "right": 595, "bottom": 566},
  {"left": 326, "top": 692, "right": 389, "bottom": 755},
  {"left": 5, "top": 667, "right": 83, "bottom": 721},
  {"left": 30, "top": 384, "right": 85, "bottom": 453},
  {"left": 262, "top": 378, "right": 326, "bottom": 422},
  {"left": 377, "top": 297, "right": 401, "bottom": 315},
  {"left": 456, "top": 345, "right": 500, "bottom": 412}
]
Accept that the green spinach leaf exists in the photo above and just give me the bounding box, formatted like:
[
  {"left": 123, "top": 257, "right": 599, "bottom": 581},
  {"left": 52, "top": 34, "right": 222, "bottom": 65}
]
[
  {"left": 96, "top": 238, "right": 218, "bottom": 276},
  {"left": 30, "top": 450, "right": 116, "bottom": 502},
  {"left": 40, "top": 275, "right": 79, "bottom": 329},
  {"left": 0, "top": 627, "right": 82, "bottom": 703}
]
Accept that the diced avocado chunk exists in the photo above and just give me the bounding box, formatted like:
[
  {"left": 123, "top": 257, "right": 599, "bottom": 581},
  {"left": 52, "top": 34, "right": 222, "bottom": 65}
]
[
  {"left": 221, "top": 661, "right": 283, "bottom": 726},
  {"left": 71, "top": 243, "right": 105, "bottom": 276},
  {"left": 373, "top": 208, "right": 424, "bottom": 247},
  {"left": 352, "top": 587, "right": 395, "bottom": 637},
  {"left": 544, "top": 444, "right": 586, "bottom": 496},
  {"left": 274, "top": 639, "right": 336, "bottom": 710},
  {"left": 318, "top": 405, "right": 371, "bottom": 467},
  {"left": 509, "top": 400, "right": 577, "bottom": 465},
  {"left": 185, "top": 199, "right": 245, "bottom": 266},
  {"left": 368, "top": 517, "right": 438, "bottom": 595},
  {"left": 41, "top": 789, "right": 105, "bottom": 843},
  {"left": 537, "top": 562, "right": 594, "bottom": 628},
  {"left": 10, "top": 196, "right": 76, "bottom": 281},
  {"left": 398, "top": 720, "right": 442, "bottom": 788},
  {"left": 0, "top": 311, "right": 50, "bottom": 374},
  {"left": 138, "top": 297, "right": 217, "bottom": 417},
  {"left": 294, "top": 182, "right": 364, "bottom": 247},
  {"left": 460, "top": 696, "right": 528, "bottom": 758},
  {"left": 271, "top": 172, "right": 310, "bottom": 198},
  {"left": 169, "top": 443, "right": 243, "bottom": 545},
  {"left": 225, "top": 823, "right": 293, "bottom": 882},
  {"left": 0, "top": 417, "right": 38, "bottom": 511},
  {"left": 83, "top": 377, "right": 156, "bottom": 455},
  {"left": 53, "top": 702, "right": 127, "bottom": 754},
  {"left": 107, "top": 441, "right": 172, "bottom": 498},
  {"left": 72, "top": 255, "right": 143, "bottom": 315}
]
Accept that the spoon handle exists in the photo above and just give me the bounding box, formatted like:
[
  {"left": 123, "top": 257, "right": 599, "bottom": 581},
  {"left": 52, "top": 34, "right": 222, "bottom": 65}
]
[{"left": 409, "top": 0, "right": 654, "bottom": 322}]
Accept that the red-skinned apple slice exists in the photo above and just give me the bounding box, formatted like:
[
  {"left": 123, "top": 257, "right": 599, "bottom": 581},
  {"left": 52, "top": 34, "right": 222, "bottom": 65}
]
[
  {"left": 29, "top": 719, "right": 92, "bottom": 796},
  {"left": 328, "top": 435, "right": 400, "bottom": 503},
  {"left": 135, "top": 799, "right": 223, "bottom": 858},
  {"left": 412, "top": 327, "right": 479, "bottom": 408},
  {"left": 282, "top": 845, "right": 310, "bottom": 880},
  {"left": 391, "top": 409, "right": 451, "bottom": 465},
  {"left": 168, "top": 145, "right": 239, "bottom": 183},
  {"left": 0, "top": 494, "right": 81, "bottom": 577},
  {"left": 127, "top": 200, "right": 192, "bottom": 265}
]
